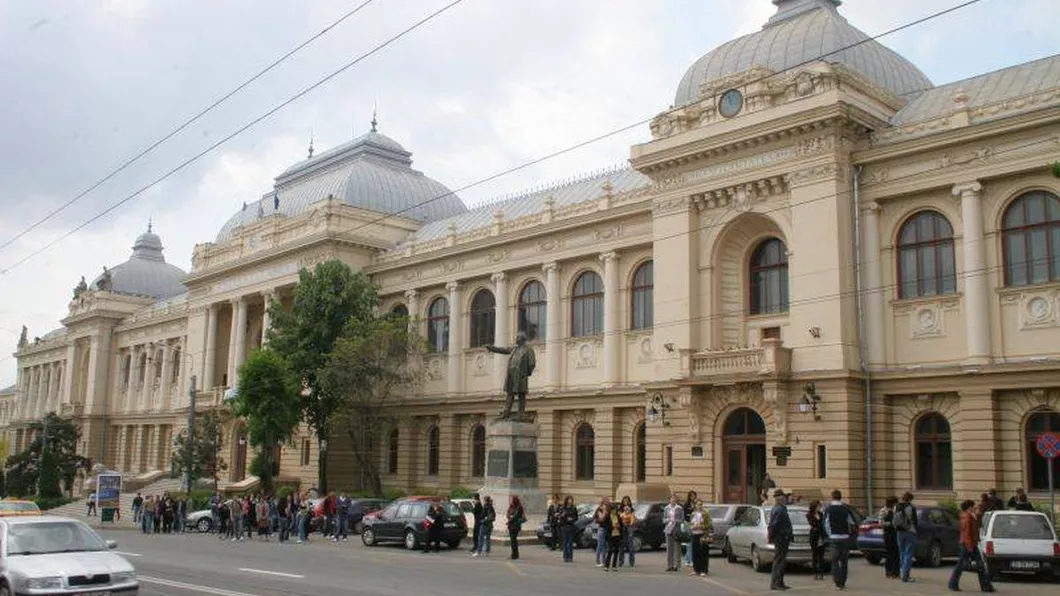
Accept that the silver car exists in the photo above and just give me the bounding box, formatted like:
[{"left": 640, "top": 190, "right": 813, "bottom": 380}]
[
  {"left": 0, "top": 515, "right": 137, "bottom": 596},
  {"left": 725, "top": 505, "right": 813, "bottom": 572},
  {"left": 706, "top": 504, "right": 754, "bottom": 555}
]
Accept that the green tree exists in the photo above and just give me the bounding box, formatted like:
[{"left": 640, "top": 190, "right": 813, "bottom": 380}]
[
  {"left": 5, "top": 413, "right": 88, "bottom": 497},
  {"left": 320, "top": 316, "right": 424, "bottom": 497},
  {"left": 266, "top": 258, "right": 378, "bottom": 492},
  {"left": 232, "top": 349, "right": 301, "bottom": 493},
  {"left": 171, "top": 410, "right": 227, "bottom": 490}
]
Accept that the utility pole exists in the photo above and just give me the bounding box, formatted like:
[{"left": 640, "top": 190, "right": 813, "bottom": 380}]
[{"left": 183, "top": 375, "right": 197, "bottom": 494}]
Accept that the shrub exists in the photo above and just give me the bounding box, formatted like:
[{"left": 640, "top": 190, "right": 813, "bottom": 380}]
[
  {"left": 382, "top": 487, "right": 407, "bottom": 501},
  {"left": 34, "top": 497, "right": 73, "bottom": 511},
  {"left": 275, "top": 485, "right": 296, "bottom": 500},
  {"left": 449, "top": 486, "right": 473, "bottom": 499},
  {"left": 937, "top": 499, "right": 960, "bottom": 518}
]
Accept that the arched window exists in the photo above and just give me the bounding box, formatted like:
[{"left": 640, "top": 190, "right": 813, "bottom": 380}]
[
  {"left": 574, "top": 423, "right": 595, "bottom": 480},
  {"left": 469, "top": 290, "right": 496, "bottom": 348},
  {"left": 387, "top": 429, "right": 399, "bottom": 475},
  {"left": 1025, "top": 410, "right": 1060, "bottom": 491},
  {"left": 1002, "top": 191, "right": 1060, "bottom": 286},
  {"left": 631, "top": 261, "right": 654, "bottom": 330},
  {"left": 390, "top": 303, "right": 409, "bottom": 318},
  {"left": 518, "top": 281, "right": 547, "bottom": 341},
  {"left": 154, "top": 349, "right": 164, "bottom": 379},
  {"left": 571, "top": 271, "right": 604, "bottom": 337},
  {"left": 426, "top": 426, "right": 440, "bottom": 476},
  {"left": 171, "top": 348, "right": 181, "bottom": 382},
  {"left": 723, "top": 407, "right": 767, "bottom": 436},
  {"left": 749, "top": 238, "right": 789, "bottom": 315},
  {"left": 634, "top": 422, "right": 647, "bottom": 483},
  {"left": 137, "top": 353, "right": 148, "bottom": 385},
  {"left": 897, "top": 211, "right": 956, "bottom": 298},
  {"left": 121, "top": 355, "right": 132, "bottom": 386},
  {"left": 427, "top": 298, "right": 450, "bottom": 353},
  {"left": 914, "top": 413, "right": 952, "bottom": 490},
  {"left": 471, "top": 424, "right": 486, "bottom": 478}
]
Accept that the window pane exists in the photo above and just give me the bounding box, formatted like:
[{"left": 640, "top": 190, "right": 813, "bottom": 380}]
[
  {"left": 900, "top": 248, "right": 917, "bottom": 298},
  {"left": 937, "top": 441, "right": 953, "bottom": 489},
  {"left": 916, "top": 442, "right": 932, "bottom": 488},
  {"left": 919, "top": 245, "right": 937, "bottom": 296},
  {"left": 939, "top": 243, "right": 957, "bottom": 294},
  {"left": 1006, "top": 232, "right": 1027, "bottom": 286},
  {"left": 1030, "top": 229, "right": 1049, "bottom": 283},
  {"left": 1028, "top": 194, "right": 1046, "bottom": 224},
  {"left": 1052, "top": 227, "right": 1060, "bottom": 281}
]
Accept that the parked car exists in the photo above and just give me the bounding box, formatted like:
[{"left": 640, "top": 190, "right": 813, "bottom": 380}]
[
  {"left": 537, "top": 502, "right": 594, "bottom": 547},
  {"left": 186, "top": 508, "right": 214, "bottom": 532},
  {"left": 309, "top": 498, "right": 389, "bottom": 534},
  {"left": 726, "top": 505, "right": 814, "bottom": 572},
  {"left": 980, "top": 510, "right": 1060, "bottom": 581},
  {"left": 360, "top": 497, "right": 468, "bottom": 550},
  {"left": 0, "top": 515, "right": 138, "bottom": 594},
  {"left": 857, "top": 505, "right": 960, "bottom": 567},
  {"left": 450, "top": 498, "right": 478, "bottom": 531},
  {"left": 709, "top": 504, "right": 755, "bottom": 556}
]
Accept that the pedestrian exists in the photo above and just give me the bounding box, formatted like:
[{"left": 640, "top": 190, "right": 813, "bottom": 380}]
[
  {"left": 767, "top": 489, "right": 793, "bottom": 592},
  {"left": 140, "top": 495, "right": 154, "bottom": 534},
  {"left": 823, "top": 490, "right": 857, "bottom": 590},
  {"left": 880, "top": 496, "right": 900, "bottom": 579},
  {"left": 506, "top": 495, "right": 525, "bottom": 560},
  {"left": 132, "top": 493, "right": 143, "bottom": 524},
  {"left": 949, "top": 500, "right": 995, "bottom": 593},
  {"left": 663, "top": 493, "right": 684, "bottom": 572},
  {"left": 618, "top": 498, "right": 636, "bottom": 568},
  {"left": 473, "top": 496, "right": 495, "bottom": 557},
  {"left": 985, "top": 489, "right": 1004, "bottom": 512},
  {"left": 894, "top": 492, "right": 918, "bottom": 583},
  {"left": 471, "top": 493, "right": 484, "bottom": 553},
  {"left": 544, "top": 494, "right": 558, "bottom": 551},
  {"left": 1011, "top": 491, "right": 1034, "bottom": 511},
  {"left": 690, "top": 500, "right": 712, "bottom": 576},
  {"left": 558, "top": 496, "right": 578, "bottom": 563},
  {"left": 335, "top": 492, "right": 350, "bottom": 541},
  {"left": 807, "top": 500, "right": 825, "bottom": 580},
  {"left": 86, "top": 492, "right": 96, "bottom": 516},
  {"left": 593, "top": 497, "right": 610, "bottom": 566},
  {"left": 682, "top": 490, "right": 697, "bottom": 568},
  {"left": 422, "top": 503, "right": 443, "bottom": 553},
  {"left": 277, "top": 494, "right": 289, "bottom": 542},
  {"left": 603, "top": 502, "right": 623, "bottom": 571}
]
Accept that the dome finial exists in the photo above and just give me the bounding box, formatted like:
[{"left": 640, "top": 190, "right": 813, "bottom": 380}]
[
  {"left": 371, "top": 104, "right": 378, "bottom": 133},
  {"left": 307, "top": 130, "right": 315, "bottom": 159},
  {"left": 147, "top": 217, "right": 152, "bottom": 233}
]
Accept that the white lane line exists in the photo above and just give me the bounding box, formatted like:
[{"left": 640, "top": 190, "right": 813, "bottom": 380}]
[
  {"left": 237, "top": 568, "right": 305, "bottom": 579},
  {"left": 115, "top": 551, "right": 143, "bottom": 557},
  {"left": 139, "top": 576, "right": 260, "bottom": 596}
]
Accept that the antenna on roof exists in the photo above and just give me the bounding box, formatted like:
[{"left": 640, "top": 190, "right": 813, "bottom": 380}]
[{"left": 307, "top": 130, "right": 315, "bottom": 159}]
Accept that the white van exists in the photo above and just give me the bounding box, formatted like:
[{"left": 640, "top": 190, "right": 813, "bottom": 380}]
[{"left": 979, "top": 510, "right": 1060, "bottom": 581}]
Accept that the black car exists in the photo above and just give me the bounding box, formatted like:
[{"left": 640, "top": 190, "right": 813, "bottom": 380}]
[
  {"left": 857, "top": 505, "right": 960, "bottom": 567},
  {"left": 309, "top": 498, "right": 389, "bottom": 534},
  {"left": 361, "top": 498, "right": 467, "bottom": 550},
  {"left": 536, "top": 503, "right": 595, "bottom": 547}
]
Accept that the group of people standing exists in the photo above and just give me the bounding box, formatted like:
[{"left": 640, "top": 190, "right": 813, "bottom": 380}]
[
  {"left": 662, "top": 491, "right": 714, "bottom": 576},
  {"left": 132, "top": 492, "right": 187, "bottom": 534},
  {"left": 467, "top": 494, "right": 525, "bottom": 559}
]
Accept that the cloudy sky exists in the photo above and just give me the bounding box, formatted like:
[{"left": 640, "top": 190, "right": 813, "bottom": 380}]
[{"left": 0, "top": 0, "right": 1055, "bottom": 387}]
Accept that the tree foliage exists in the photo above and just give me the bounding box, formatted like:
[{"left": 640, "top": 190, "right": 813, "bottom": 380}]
[
  {"left": 320, "top": 316, "right": 424, "bottom": 497},
  {"left": 232, "top": 349, "right": 302, "bottom": 493},
  {"left": 265, "top": 259, "right": 378, "bottom": 491},
  {"left": 5, "top": 413, "right": 88, "bottom": 497},
  {"left": 171, "top": 410, "right": 226, "bottom": 489}
]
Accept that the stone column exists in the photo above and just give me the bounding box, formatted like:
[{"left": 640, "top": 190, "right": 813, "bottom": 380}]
[
  {"left": 31, "top": 367, "right": 42, "bottom": 418},
  {"left": 148, "top": 424, "right": 161, "bottom": 471},
  {"left": 397, "top": 418, "right": 418, "bottom": 489},
  {"left": 491, "top": 272, "right": 509, "bottom": 387},
  {"left": 140, "top": 342, "right": 155, "bottom": 411},
  {"left": 132, "top": 426, "right": 144, "bottom": 472},
  {"left": 260, "top": 290, "right": 275, "bottom": 346},
  {"left": 203, "top": 304, "right": 218, "bottom": 389},
  {"left": 543, "top": 262, "right": 562, "bottom": 389},
  {"left": 176, "top": 336, "right": 187, "bottom": 407},
  {"left": 440, "top": 413, "right": 460, "bottom": 488},
  {"left": 600, "top": 251, "right": 620, "bottom": 386},
  {"left": 593, "top": 407, "right": 619, "bottom": 496},
  {"left": 227, "top": 297, "right": 248, "bottom": 387},
  {"left": 953, "top": 181, "right": 991, "bottom": 364},
  {"left": 446, "top": 281, "right": 463, "bottom": 395},
  {"left": 405, "top": 289, "right": 421, "bottom": 335},
  {"left": 861, "top": 201, "right": 886, "bottom": 367},
  {"left": 61, "top": 343, "right": 76, "bottom": 405},
  {"left": 159, "top": 341, "right": 173, "bottom": 411},
  {"left": 954, "top": 389, "right": 999, "bottom": 497}
]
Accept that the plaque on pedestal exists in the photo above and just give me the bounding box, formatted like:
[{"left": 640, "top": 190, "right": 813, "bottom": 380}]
[{"left": 479, "top": 419, "right": 545, "bottom": 532}]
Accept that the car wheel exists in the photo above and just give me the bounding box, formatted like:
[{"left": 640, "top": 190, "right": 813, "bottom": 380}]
[
  {"left": 631, "top": 535, "right": 644, "bottom": 553},
  {"left": 404, "top": 530, "right": 419, "bottom": 551},
  {"left": 864, "top": 553, "right": 881, "bottom": 566},
  {"left": 361, "top": 528, "right": 377, "bottom": 547},
  {"left": 724, "top": 539, "right": 737, "bottom": 563},
  {"left": 927, "top": 541, "right": 943, "bottom": 568},
  {"left": 196, "top": 518, "right": 212, "bottom": 533},
  {"left": 751, "top": 545, "right": 768, "bottom": 573}
]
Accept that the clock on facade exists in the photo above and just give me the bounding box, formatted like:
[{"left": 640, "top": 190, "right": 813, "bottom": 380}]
[{"left": 719, "top": 89, "right": 744, "bottom": 118}]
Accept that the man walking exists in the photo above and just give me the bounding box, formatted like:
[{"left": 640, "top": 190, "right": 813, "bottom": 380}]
[
  {"left": 949, "top": 500, "right": 995, "bottom": 593},
  {"left": 823, "top": 490, "right": 857, "bottom": 590},
  {"left": 335, "top": 492, "right": 351, "bottom": 541},
  {"left": 132, "top": 493, "right": 143, "bottom": 524},
  {"left": 894, "top": 492, "right": 919, "bottom": 583},
  {"left": 471, "top": 494, "right": 484, "bottom": 553},
  {"left": 768, "top": 489, "right": 793, "bottom": 591}
]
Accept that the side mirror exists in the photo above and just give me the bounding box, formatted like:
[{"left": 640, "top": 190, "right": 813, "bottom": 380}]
[{"left": 106, "top": 540, "right": 118, "bottom": 550}]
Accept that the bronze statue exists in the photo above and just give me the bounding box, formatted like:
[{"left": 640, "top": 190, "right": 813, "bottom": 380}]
[
  {"left": 485, "top": 331, "right": 536, "bottom": 421},
  {"left": 96, "top": 266, "right": 112, "bottom": 292},
  {"left": 17, "top": 325, "right": 28, "bottom": 349},
  {"left": 73, "top": 276, "right": 88, "bottom": 299}
]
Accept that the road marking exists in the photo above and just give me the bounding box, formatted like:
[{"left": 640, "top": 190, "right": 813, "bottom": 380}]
[
  {"left": 700, "top": 575, "right": 751, "bottom": 596},
  {"left": 139, "top": 576, "right": 260, "bottom": 596},
  {"left": 115, "top": 551, "right": 143, "bottom": 557},
  {"left": 237, "top": 568, "right": 305, "bottom": 579},
  {"left": 505, "top": 561, "right": 527, "bottom": 577}
]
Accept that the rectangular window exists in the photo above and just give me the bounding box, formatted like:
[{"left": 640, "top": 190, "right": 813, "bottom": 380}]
[
  {"left": 690, "top": 445, "right": 704, "bottom": 459},
  {"left": 663, "top": 444, "right": 673, "bottom": 476},
  {"left": 816, "top": 444, "right": 827, "bottom": 479},
  {"left": 300, "top": 438, "right": 310, "bottom": 467}
]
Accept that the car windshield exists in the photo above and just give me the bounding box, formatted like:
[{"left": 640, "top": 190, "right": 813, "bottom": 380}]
[
  {"left": 633, "top": 503, "right": 652, "bottom": 519},
  {"left": 767, "top": 510, "right": 809, "bottom": 526},
  {"left": 440, "top": 502, "right": 462, "bottom": 517},
  {"left": 7, "top": 521, "right": 108, "bottom": 555},
  {"left": 707, "top": 506, "right": 730, "bottom": 520},
  {"left": 992, "top": 515, "right": 1056, "bottom": 540}
]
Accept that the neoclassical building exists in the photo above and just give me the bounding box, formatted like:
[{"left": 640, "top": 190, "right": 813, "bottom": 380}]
[{"left": 9, "top": 0, "right": 1060, "bottom": 508}]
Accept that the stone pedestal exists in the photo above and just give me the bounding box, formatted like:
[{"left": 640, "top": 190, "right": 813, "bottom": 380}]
[{"left": 480, "top": 419, "right": 545, "bottom": 538}]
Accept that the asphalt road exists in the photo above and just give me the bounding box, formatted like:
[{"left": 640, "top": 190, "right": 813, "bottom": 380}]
[{"left": 98, "top": 529, "right": 1059, "bottom": 596}]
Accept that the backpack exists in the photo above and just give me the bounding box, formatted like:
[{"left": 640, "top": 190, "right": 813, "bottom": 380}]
[{"left": 893, "top": 504, "right": 913, "bottom": 532}]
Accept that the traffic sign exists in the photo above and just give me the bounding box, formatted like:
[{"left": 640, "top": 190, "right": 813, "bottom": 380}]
[{"left": 1036, "top": 431, "right": 1060, "bottom": 459}]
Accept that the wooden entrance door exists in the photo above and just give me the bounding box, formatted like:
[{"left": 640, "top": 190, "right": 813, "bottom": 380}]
[
  {"left": 721, "top": 408, "right": 767, "bottom": 504},
  {"left": 724, "top": 445, "right": 747, "bottom": 503}
]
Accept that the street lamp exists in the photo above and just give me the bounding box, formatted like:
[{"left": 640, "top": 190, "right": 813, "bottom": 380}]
[
  {"left": 799, "top": 382, "right": 821, "bottom": 421},
  {"left": 646, "top": 392, "right": 670, "bottom": 426}
]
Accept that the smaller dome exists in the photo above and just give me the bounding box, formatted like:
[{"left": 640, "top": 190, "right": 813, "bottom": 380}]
[{"left": 92, "top": 223, "right": 187, "bottom": 299}]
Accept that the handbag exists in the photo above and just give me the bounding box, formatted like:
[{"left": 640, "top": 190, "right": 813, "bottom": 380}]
[{"left": 676, "top": 521, "right": 693, "bottom": 543}]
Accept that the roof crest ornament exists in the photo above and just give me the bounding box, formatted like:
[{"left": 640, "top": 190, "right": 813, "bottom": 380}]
[
  {"left": 307, "top": 130, "right": 315, "bottom": 159},
  {"left": 371, "top": 106, "right": 379, "bottom": 133},
  {"left": 768, "top": 0, "right": 842, "bottom": 27},
  {"left": 147, "top": 217, "right": 153, "bottom": 233}
]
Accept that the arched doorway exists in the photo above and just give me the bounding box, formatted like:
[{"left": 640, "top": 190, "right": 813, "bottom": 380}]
[{"left": 722, "top": 408, "right": 767, "bottom": 504}]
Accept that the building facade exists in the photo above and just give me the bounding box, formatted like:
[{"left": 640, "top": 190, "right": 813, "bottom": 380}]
[{"left": 9, "top": 0, "right": 1060, "bottom": 508}]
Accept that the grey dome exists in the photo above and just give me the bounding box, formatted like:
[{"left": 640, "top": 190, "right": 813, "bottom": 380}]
[
  {"left": 215, "top": 128, "right": 467, "bottom": 242},
  {"left": 674, "top": 0, "right": 933, "bottom": 106},
  {"left": 92, "top": 225, "right": 187, "bottom": 299}
]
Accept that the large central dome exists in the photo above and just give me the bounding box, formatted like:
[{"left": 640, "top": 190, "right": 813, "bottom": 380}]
[
  {"left": 674, "top": 0, "right": 933, "bottom": 106},
  {"left": 215, "top": 126, "right": 467, "bottom": 242}
]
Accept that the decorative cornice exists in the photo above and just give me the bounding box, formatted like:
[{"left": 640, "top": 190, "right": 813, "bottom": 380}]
[
  {"left": 786, "top": 163, "right": 846, "bottom": 187},
  {"left": 691, "top": 175, "right": 788, "bottom": 212}
]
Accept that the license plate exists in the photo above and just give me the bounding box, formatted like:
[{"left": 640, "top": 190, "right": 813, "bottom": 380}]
[
  {"left": 444, "top": 522, "right": 456, "bottom": 528},
  {"left": 870, "top": 529, "right": 883, "bottom": 535},
  {"left": 1011, "top": 561, "right": 1040, "bottom": 570}
]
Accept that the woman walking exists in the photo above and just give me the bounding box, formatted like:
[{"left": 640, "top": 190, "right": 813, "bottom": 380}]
[
  {"left": 618, "top": 498, "right": 637, "bottom": 568},
  {"left": 559, "top": 496, "right": 578, "bottom": 563},
  {"left": 682, "top": 491, "right": 697, "bottom": 568},
  {"left": 506, "top": 496, "right": 526, "bottom": 560},
  {"left": 808, "top": 500, "right": 825, "bottom": 580},
  {"left": 603, "top": 502, "right": 623, "bottom": 571},
  {"left": 690, "top": 500, "right": 713, "bottom": 576}
]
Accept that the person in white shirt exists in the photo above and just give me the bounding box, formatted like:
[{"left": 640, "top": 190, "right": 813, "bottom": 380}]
[{"left": 663, "top": 494, "right": 684, "bottom": 572}]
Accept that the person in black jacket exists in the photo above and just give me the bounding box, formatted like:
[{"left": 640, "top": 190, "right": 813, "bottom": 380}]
[
  {"left": 558, "top": 496, "right": 578, "bottom": 563},
  {"left": 423, "top": 503, "right": 443, "bottom": 553},
  {"left": 545, "top": 494, "right": 560, "bottom": 551},
  {"left": 768, "top": 489, "right": 793, "bottom": 591},
  {"left": 880, "top": 496, "right": 900, "bottom": 579},
  {"left": 470, "top": 494, "right": 484, "bottom": 553},
  {"left": 823, "top": 490, "right": 858, "bottom": 590},
  {"left": 507, "top": 496, "right": 525, "bottom": 560}
]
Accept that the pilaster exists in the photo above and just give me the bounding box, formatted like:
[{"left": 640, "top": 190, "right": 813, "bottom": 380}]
[
  {"left": 440, "top": 413, "right": 460, "bottom": 488},
  {"left": 61, "top": 343, "right": 76, "bottom": 405},
  {"left": 953, "top": 181, "right": 991, "bottom": 365},
  {"left": 491, "top": 272, "right": 509, "bottom": 388},
  {"left": 861, "top": 201, "right": 886, "bottom": 366},
  {"left": 954, "top": 389, "right": 1000, "bottom": 497},
  {"left": 650, "top": 196, "right": 698, "bottom": 378},
  {"left": 85, "top": 332, "right": 110, "bottom": 416},
  {"left": 203, "top": 303, "right": 218, "bottom": 389},
  {"left": 446, "top": 281, "right": 463, "bottom": 395},
  {"left": 537, "top": 409, "right": 560, "bottom": 495},
  {"left": 159, "top": 341, "right": 173, "bottom": 411},
  {"left": 397, "top": 417, "right": 418, "bottom": 489},
  {"left": 600, "top": 252, "right": 620, "bottom": 386},
  {"left": 543, "top": 262, "right": 562, "bottom": 389},
  {"left": 593, "top": 407, "right": 619, "bottom": 497}
]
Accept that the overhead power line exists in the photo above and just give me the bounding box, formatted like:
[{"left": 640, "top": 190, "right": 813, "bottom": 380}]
[{"left": 0, "top": 0, "right": 382, "bottom": 254}]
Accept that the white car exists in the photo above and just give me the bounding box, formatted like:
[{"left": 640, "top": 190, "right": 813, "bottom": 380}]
[
  {"left": 979, "top": 510, "right": 1060, "bottom": 581},
  {"left": 0, "top": 515, "right": 138, "bottom": 595},
  {"left": 450, "top": 499, "right": 477, "bottom": 531}
]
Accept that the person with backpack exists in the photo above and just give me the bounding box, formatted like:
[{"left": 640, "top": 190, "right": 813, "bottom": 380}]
[
  {"left": 894, "top": 492, "right": 919, "bottom": 583},
  {"left": 880, "top": 496, "right": 900, "bottom": 579}
]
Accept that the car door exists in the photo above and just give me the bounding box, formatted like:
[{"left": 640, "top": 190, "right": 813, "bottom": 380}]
[
  {"left": 938, "top": 509, "right": 961, "bottom": 557},
  {"left": 733, "top": 507, "right": 761, "bottom": 557},
  {"left": 379, "top": 503, "right": 409, "bottom": 541}
]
